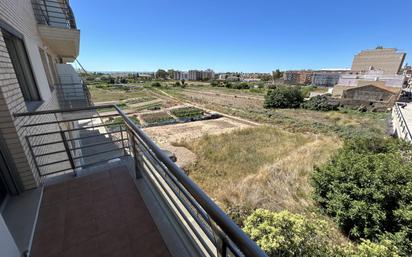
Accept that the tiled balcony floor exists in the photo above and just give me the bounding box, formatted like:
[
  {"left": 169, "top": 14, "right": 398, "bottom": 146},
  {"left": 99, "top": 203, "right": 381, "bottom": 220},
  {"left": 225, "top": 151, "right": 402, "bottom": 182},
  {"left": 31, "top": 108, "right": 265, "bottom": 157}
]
[{"left": 30, "top": 166, "right": 172, "bottom": 257}]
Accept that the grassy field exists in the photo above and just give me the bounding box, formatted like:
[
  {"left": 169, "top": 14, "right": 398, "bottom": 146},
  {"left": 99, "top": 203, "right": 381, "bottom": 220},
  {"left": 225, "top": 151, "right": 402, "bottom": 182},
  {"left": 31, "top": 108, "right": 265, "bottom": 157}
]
[
  {"left": 176, "top": 126, "right": 341, "bottom": 223},
  {"left": 162, "top": 86, "right": 388, "bottom": 139},
  {"left": 88, "top": 85, "right": 152, "bottom": 102}
]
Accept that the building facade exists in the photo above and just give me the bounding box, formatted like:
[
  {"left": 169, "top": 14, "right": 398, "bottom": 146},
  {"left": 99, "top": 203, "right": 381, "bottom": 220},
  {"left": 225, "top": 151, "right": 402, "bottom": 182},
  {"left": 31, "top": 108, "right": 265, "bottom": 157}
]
[
  {"left": 0, "top": 1, "right": 83, "bottom": 256},
  {"left": 283, "top": 70, "right": 313, "bottom": 85},
  {"left": 173, "top": 70, "right": 188, "bottom": 81},
  {"left": 351, "top": 47, "right": 406, "bottom": 74},
  {"left": 311, "top": 72, "right": 342, "bottom": 87}
]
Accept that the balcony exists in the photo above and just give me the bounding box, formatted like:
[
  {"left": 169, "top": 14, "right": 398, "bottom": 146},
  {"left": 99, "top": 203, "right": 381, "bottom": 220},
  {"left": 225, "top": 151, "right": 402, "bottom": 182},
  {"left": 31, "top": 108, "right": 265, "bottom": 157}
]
[
  {"left": 13, "top": 105, "right": 267, "bottom": 257},
  {"left": 32, "top": 0, "right": 80, "bottom": 61}
]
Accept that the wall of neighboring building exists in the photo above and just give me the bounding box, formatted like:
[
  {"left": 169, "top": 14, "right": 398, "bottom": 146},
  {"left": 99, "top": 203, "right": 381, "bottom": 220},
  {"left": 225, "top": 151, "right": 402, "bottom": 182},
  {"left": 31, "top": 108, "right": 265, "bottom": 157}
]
[
  {"left": 342, "top": 85, "right": 395, "bottom": 102},
  {"left": 351, "top": 48, "right": 406, "bottom": 74},
  {"left": 0, "top": 0, "right": 63, "bottom": 190}
]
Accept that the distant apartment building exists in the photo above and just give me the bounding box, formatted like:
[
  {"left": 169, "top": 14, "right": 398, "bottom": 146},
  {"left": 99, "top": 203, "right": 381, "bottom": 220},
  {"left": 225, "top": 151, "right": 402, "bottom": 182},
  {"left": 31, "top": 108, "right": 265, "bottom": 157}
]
[
  {"left": 202, "top": 69, "right": 215, "bottom": 81},
  {"left": 188, "top": 69, "right": 215, "bottom": 81},
  {"left": 188, "top": 70, "right": 202, "bottom": 80},
  {"left": 173, "top": 70, "right": 188, "bottom": 80},
  {"left": 283, "top": 70, "right": 313, "bottom": 85},
  {"left": 311, "top": 70, "right": 349, "bottom": 87},
  {"left": 351, "top": 47, "right": 406, "bottom": 74}
]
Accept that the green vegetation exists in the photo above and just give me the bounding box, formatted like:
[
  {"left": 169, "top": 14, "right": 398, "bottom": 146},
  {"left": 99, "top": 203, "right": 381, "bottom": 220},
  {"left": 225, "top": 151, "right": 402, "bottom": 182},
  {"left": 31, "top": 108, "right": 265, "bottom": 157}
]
[
  {"left": 170, "top": 107, "right": 204, "bottom": 119},
  {"left": 132, "top": 102, "right": 163, "bottom": 112},
  {"left": 244, "top": 209, "right": 402, "bottom": 257},
  {"left": 140, "top": 111, "right": 175, "bottom": 125},
  {"left": 177, "top": 126, "right": 340, "bottom": 224},
  {"left": 244, "top": 209, "right": 337, "bottom": 256},
  {"left": 88, "top": 85, "right": 150, "bottom": 102},
  {"left": 302, "top": 95, "right": 339, "bottom": 111},
  {"left": 151, "top": 82, "right": 162, "bottom": 87},
  {"left": 104, "top": 115, "right": 140, "bottom": 131},
  {"left": 125, "top": 96, "right": 156, "bottom": 104},
  {"left": 312, "top": 136, "right": 412, "bottom": 255},
  {"left": 264, "top": 86, "right": 303, "bottom": 108}
]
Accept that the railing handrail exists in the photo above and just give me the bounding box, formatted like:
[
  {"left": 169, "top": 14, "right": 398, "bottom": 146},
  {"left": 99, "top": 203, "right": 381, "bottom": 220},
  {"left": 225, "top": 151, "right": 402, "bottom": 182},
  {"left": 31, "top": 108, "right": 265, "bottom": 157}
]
[
  {"left": 32, "top": 0, "right": 77, "bottom": 29},
  {"left": 14, "top": 104, "right": 268, "bottom": 257},
  {"left": 115, "top": 105, "right": 267, "bottom": 257},
  {"left": 394, "top": 102, "right": 412, "bottom": 141}
]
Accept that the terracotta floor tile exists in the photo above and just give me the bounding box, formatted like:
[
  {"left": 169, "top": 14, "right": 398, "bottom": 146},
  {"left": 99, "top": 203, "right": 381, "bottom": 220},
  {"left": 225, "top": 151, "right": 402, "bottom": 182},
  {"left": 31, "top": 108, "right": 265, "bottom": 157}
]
[{"left": 32, "top": 166, "right": 171, "bottom": 257}]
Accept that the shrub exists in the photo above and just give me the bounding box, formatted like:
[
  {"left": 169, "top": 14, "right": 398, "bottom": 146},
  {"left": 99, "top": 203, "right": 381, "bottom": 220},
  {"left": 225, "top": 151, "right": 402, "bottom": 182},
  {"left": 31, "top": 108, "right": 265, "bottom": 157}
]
[
  {"left": 232, "top": 82, "right": 250, "bottom": 89},
  {"left": 312, "top": 136, "right": 412, "bottom": 247},
  {"left": 264, "top": 86, "right": 303, "bottom": 108},
  {"left": 224, "top": 82, "right": 232, "bottom": 88},
  {"left": 151, "top": 82, "right": 162, "bottom": 87},
  {"left": 243, "top": 209, "right": 334, "bottom": 256},
  {"left": 341, "top": 239, "right": 400, "bottom": 257},
  {"left": 210, "top": 80, "right": 219, "bottom": 87},
  {"left": 302, "top": 95, "right": 339, "bottom": 111}
]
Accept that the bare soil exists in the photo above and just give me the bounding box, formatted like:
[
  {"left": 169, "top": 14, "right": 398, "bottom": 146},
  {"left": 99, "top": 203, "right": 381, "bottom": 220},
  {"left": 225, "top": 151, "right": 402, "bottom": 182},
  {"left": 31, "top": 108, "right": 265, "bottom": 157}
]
[{"left": 143, "top": 117, "right": 255, "bottom": 168}]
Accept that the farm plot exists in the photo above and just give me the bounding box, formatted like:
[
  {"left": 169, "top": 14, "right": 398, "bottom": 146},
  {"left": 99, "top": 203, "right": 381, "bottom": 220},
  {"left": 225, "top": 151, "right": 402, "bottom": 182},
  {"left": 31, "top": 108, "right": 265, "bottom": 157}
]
[
  {"left": 170, "top": 107, "right": 204, "bottom": 120},
  {"left": 140, "top": 111, "right": 176, "bottom": 126},
  {"left": 104, "top": 115, "right": 141, "bottom": 131}
]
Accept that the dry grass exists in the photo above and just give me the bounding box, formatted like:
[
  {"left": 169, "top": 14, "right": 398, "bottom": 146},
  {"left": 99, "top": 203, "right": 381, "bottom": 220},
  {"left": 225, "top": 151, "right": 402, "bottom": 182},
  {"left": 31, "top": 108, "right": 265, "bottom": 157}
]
[
  {"left": 180, "top": 126, "right": 341, "bottom": 220},
  {"left": 89, "top": 87, "right": 151, "bottom": 102}
]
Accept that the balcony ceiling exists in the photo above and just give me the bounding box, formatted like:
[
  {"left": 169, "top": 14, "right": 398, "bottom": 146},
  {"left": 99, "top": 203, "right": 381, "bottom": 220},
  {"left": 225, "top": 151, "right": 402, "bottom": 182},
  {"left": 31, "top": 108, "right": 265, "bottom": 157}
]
[{"left": 38, "top": 25, "right": 80, "bottom": 62}]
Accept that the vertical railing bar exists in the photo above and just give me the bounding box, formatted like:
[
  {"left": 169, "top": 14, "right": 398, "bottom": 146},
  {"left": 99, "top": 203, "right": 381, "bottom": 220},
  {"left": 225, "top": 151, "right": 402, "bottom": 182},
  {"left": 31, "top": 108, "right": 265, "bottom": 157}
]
[
  {"left": 60, "top": 131, "right": 76, "bottom": 176},
  {"left": 120, "top": 125, "right": 126, "bottom": 156},
  {"left": 25, "top": 136, "right": 43, "bottom": 179}
]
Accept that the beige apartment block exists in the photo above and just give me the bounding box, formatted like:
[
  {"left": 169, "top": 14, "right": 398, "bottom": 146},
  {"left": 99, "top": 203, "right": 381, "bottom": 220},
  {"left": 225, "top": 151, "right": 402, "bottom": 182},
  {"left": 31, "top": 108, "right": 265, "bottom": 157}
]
[{"left": 351, "top": 47, "right": 406, "bottom": 74}]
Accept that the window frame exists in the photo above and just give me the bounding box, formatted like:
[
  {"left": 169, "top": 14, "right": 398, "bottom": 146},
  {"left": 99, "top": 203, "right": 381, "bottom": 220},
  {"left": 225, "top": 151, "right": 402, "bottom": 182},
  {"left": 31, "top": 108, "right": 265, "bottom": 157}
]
[{"left": 1, "top": 20, "right": 42, "bottom": 110}]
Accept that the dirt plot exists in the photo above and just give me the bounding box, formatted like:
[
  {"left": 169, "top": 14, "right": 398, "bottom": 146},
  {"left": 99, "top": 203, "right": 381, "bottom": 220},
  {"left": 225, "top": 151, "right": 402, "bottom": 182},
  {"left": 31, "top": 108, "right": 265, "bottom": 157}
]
[
  {"left": 182, "top": 89, "right": 264, "bottom": 109},
  {"left": 144, "top": 117, "right": 255, "bottom": 168}
]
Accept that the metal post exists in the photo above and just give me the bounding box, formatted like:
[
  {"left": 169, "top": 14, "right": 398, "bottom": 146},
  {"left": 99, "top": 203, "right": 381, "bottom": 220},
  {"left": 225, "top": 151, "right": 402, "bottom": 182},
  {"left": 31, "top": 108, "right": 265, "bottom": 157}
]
[
  {"left": 25, "top": 136, "right": 42, "bottom": 180},
  {"left": 60, "top": 131, "right": 76, "bottom": 176},
  {"left": 128, "top": 127, "right": 142, "bottom": 179},
  {"left": 120, "top": 124, "right": 126, "bottom": 156}
]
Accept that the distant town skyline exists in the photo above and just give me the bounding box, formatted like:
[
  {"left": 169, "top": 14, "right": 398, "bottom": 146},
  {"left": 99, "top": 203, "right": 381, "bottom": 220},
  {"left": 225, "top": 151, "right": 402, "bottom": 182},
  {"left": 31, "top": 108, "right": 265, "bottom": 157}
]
[{"left": 71, "top": 0, "right": 411, "bottom": 72}]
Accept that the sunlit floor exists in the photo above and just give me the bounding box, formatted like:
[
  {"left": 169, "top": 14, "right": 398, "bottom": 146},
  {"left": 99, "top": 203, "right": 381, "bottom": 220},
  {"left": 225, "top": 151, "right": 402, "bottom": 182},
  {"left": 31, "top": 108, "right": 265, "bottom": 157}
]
[{"left": 30, "top": 166, "right": 171, "bottom": 257}]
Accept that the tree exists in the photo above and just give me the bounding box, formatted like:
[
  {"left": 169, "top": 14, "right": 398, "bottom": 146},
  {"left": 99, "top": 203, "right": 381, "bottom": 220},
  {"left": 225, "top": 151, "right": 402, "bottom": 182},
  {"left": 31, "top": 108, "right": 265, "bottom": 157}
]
[
  {"left": 273, "top": 69, "right": 283, "bottom": 79},
  {"left": 167, "top": 69, "right": 175, "bottom": 79},
  {"left": 302, "top": 95, "right": 339, "bottom": 111},
  {"left": 264, "top": 86, "right": 303, "bottom": 108},
  {"left": 312, "top": 136, "right": 412, "bottom": 251},
  {"left": 155, "top": 69, "right": 168, "bottom": 80}
]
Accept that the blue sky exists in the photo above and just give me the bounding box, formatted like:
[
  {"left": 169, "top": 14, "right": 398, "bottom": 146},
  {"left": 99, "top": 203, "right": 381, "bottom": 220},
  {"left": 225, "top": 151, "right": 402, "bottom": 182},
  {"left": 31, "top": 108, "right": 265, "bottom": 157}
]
[{"left": 71, "top": 0, "right": 411, "bottom": 73}]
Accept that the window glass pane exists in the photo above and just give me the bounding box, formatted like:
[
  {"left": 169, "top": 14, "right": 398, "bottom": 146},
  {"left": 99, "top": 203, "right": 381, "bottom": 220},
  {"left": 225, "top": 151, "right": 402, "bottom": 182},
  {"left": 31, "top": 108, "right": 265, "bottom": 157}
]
[{"left": 3, "top": 30, "right": 40, "bottom": 101}]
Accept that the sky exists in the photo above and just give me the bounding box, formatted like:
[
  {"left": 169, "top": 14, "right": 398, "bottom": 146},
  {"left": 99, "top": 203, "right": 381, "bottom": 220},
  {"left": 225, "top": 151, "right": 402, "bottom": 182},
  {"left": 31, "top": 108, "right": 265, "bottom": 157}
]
[{"left": 70, "top": 0, "right": 412, "bottom": 73}]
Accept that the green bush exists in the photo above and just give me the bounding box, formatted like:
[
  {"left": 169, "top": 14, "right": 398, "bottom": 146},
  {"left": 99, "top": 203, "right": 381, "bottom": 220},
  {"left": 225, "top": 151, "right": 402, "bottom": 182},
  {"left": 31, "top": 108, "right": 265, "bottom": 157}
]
[
  {"left": 232, "top": 82, "right": 250, "bottom": 89},
  {"left": 302, "top": 95, "right": 339, "bottom": 111},
  {"left": 312, "top": 136, "right": 412, "bottom": 249},
  {"left": 341, "top": 239, "right": 400, "bottom": 257},
  {"left": 264, "top": 86, "right": 303, "bottom": 109},
  {"left": 151, "top": 82, "right": 162, "bottom": 87},
  {"left": 243, "top": 209, "right": 334, "bottom": 256}
]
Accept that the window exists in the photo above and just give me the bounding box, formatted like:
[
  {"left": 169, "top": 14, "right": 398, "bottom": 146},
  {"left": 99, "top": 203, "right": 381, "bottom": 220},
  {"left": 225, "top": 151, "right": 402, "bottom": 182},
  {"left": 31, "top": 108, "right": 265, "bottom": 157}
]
[
  {"left": 2, "top": 30, "right": 41, "bottom": 102},
  {"left": 39, "top": 47, "right": 54, "bottom": 91}
]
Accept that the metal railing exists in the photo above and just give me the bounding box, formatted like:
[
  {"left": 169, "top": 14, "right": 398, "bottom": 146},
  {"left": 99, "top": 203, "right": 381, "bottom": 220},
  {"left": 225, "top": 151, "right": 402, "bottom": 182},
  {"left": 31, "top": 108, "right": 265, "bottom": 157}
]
[
  {"left": 32, "top": 0, "right": 77, "bottom": 29},
  {"left": 14, "top": 105, "right": 267, "bottom": 257},
  {"left": 393, "top": 102, "right": 412, "bottom": 142},
  {"left": 55, "top": 81, "right": 92, "bottom": 109}
]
